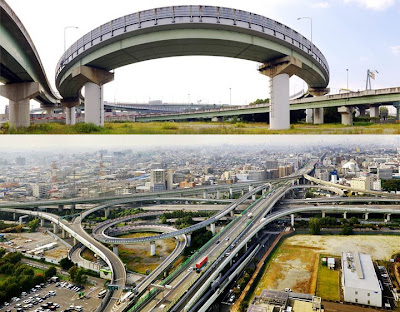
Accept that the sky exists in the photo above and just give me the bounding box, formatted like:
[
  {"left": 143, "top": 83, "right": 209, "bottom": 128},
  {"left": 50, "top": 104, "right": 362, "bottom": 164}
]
[
  {"left": 0, "top": 135, "right": 398, "bottom": 152},
  {"left": 1, "top": 0, "right": 400, "bottom": 113}
]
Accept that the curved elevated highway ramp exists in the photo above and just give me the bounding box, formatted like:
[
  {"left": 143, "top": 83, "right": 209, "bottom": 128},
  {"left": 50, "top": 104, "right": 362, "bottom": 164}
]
[{"left": 0, "top": 0, "right": 59, "bottom": 127}]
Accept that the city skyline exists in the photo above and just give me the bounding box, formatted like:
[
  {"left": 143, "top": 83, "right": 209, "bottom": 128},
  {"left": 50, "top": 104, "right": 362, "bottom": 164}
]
[{"left": 0, "top": 135, "right": 399, "bottom": 152}]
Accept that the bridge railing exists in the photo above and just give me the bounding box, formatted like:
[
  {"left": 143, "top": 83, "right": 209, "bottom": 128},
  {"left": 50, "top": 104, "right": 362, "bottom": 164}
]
[{"left": 56, "top": 5, "right": 329, "bottom": 79}]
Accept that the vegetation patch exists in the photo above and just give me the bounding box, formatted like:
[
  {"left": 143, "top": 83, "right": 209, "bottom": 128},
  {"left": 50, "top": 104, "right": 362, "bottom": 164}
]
[{"left": 316, "top": 255, "right": 340, "bottom": 301}]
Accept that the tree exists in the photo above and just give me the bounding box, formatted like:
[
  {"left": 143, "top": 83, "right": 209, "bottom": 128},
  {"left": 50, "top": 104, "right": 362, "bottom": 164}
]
[
  {"left": 45, "top": 266, "right": 57, "bottom": 279},
  {"left": 348, "top": 217, "right": 359, "bottom": 226},
  {"left": 60, "top": 257, "right": 74, "bottom": 270},
  {"left": 309, "top": 218, "right": 321, "bottom": 235},
  {"left": 32, "top": 274, "right": 46, "bottom": 285},
  {"left": 380, "top": 106, "right": 389, "bottom": 120},
  {"left": 69, "top": 266, "right": 78, "bottom": 281},
  {"left": 341, "top": 226, "right": 353, "bottom": 235},
  {"left": 0, "top": 248, "right": 6, "bottom": 258},
  {"left": 28, "top": 219, "right": 40, "bottom": 232}
]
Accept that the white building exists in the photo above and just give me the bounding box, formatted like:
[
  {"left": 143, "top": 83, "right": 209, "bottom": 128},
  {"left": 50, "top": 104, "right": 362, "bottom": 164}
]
[{"left": 341, "top": 252, "right": 382, "bottom": 307}]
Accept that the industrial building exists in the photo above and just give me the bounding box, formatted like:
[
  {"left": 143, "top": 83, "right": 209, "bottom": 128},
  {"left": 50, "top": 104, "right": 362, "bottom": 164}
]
[
  {"left": 247, "top": 290, "right": 323, "bottom": 312},
  {"left": 341, "top": 252, "right": 382, "bottom": 307}
]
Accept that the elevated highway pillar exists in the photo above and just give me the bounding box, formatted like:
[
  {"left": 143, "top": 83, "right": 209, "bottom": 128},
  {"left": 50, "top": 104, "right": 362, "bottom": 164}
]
[
  {"left": 386, "top": 214, "right": 391, "bottom": 222},
  {"left": 186, "top": 234, "right": 191, "bottom": 248},
  {"left": 210, "top": 223, "right": 216, "bottom": 235},
  {"left": 291, "top": 214, "right": 295, "bottom": 227},
  {"left": 0, "top": 82, "right": 41, "bottom": 128},
  {"left": 105, "top": 208, "right": 110, "bottom": 219},
  {"left": 365, "top": 212, "right": 369, "bottom": 220},
  {"left": 306, "top": 109, "right": 313, "bottom": 123},
  {"left": 216, "top": 190, "right": 221, "bottom": 200},
  {"left": 13, "top": 213, "right": 16, "bottom": 220},
  {"left": 343, "top": 212, "right": 347, "bottom": 219},
  {"left": 229, "top": 187, "right": 233, "bottom": 199},
  {"left": 322, "top": 211, "right": 326, "bottom": 218},
  {"left": 259, "top": 56, "right": 302, "bottom": 130},
  {"left": 252, "top": 194, "right": 256, "bottom": 201},
  {"left": 58, "top": 205, "right": 64, "bottom": 212},
  {"left": 62, "top": 229, "right": 66, "bottom": 239},
  {"left": 71, "top": 66, "right": 114, "bottom": 126},
  {"left": 53, "top": 223, "right": 59, "bottom": 233},
  {"left": 62, "top": 99, "right": 79, "bottom": 125},
  {"left": 40, "top": 219, "right": 45, "bottom": 227},
  {"left": 203, "top": 191, "right": 208, "bottom": 199},
  {"left": 370, "top": 106, "right": 380, "bottom": 118},
  {"left": 73, "top": 237, "right": 77, "bottom": 245},
  {"left": 338, "top": 106, "right": 354, "bottom": 125},
  {"left": 249, "top": 185, "right": 254, "bottom": 192},
  {"left": 313, "top": 108, "right": 324, "bottom": 124},
  {"left": 150, "top": 241, "right": 156, "bottom": 256},
  {"left": 358, "top": 106, "right": 366, "bottom": 117},
  {"left": 112, "top": 245, "right": 119, "bottom": 256}
]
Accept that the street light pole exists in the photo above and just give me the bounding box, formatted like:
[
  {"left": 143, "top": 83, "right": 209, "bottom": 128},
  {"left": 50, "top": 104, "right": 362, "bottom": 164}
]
[
  {"left": 346, "top": 69, "right": 349, "bottom": 90},
  {"left": 64, "top": 26, "right": 79, "bottom": 52},
  {"left": 229, "top": 88, "right": 232, "bottom": 106},
  {"left": 297, "top": 17, "right": 313, "bottom": 55}
]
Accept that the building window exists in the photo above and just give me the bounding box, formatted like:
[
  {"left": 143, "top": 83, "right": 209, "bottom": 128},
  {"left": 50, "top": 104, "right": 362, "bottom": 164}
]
[
  {"left": 355, "top": 291, "right": 358, "bottom": 295},
  {"left": 368, "top": 300, "right": 370, "bottom": 305},
  {"left": 367, "top": 293, "right": 370, "bottom": 296},
  {"left": 355, "top": 299, "right": 358, "bottom": 303}
]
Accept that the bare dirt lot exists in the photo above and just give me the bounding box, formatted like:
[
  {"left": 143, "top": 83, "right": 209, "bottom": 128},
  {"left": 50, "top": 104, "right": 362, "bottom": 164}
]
[{"left": 255, "top": 235, "right": 400, "bottom": 296}]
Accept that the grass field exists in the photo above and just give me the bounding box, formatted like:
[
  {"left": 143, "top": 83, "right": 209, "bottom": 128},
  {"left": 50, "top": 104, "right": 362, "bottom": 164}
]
[
  {"left": 117, "top": 232, "right": 176, "bottom": 275},
  {"left": 81, "top": 249, "right": 97, "bottom": 262},
  {"left": 316, "top": 256, "right": 340, "bottom": 301},
  {"left": 2, "top": 121, "right": 400, "bottom": 134}
]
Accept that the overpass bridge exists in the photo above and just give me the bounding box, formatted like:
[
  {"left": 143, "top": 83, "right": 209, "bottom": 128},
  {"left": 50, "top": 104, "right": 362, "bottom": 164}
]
[
  {"left": 0, "top": 0, "right": 59, "bottom": 127},
  {"left": 132, "top": 87, "right": 400, "bottom": 126},
  {"left": 56, "top": 5, "right": 329, "bottom": 130}
]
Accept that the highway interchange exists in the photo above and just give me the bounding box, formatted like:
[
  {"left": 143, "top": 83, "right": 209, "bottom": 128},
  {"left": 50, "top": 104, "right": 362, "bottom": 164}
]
[{"left": 1, "top": 161, "right": 400, "bottom": 312}]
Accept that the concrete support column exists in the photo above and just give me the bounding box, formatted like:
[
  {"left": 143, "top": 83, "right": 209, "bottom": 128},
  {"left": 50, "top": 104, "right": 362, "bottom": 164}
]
[
  {"left": 0, "top": 82, "right": 42, "bottom": 128},
  {"left": 73, "top": 237, "right": 77, "bottom": 245},
  {"left": 113, "top": 245, "right": 119, "bottom": 256},
  {"left": 269, "top": 73, "right": 290, "bottom": 130},
  {"left": 338, "top": 106, "right": 354, "bottom": 125},
  {"left": 343, "top": 212, "right": 347, "bottom": 219},
  {"left": 241, "top": 190, "right": 245, "bottom": 196},
  {"left": 64, "top": 106, "right": 76, "bottom": 125},
  {"left": 104, "top": 208, "right": 110, "bottom": 219},
  {"left": 259, "top": 57, "right": 302, "bottom": 130},
  {"left": 249, "top": 185, "right": 254, "bottom": 192},
  {"left": 150, "top": 241, "right": 156, "bottom": 256},
  {"left": 365, "top": 213, "right": 369, "bottom": 220},
  {"left": 262, "top": 188, "right": 267, "bottom": 195},
  {"left": 216, "top": 190, "right": 221, "bottom": 200},
  {"left": 386, "top": 214, "right": 391, "bottom": 222},
  {"left": 229, "top": 187, "right": 233, "bottom": 199},
  {"left": 13, "top": 213, "right": 16, "bottom": 220},
  {"left": 58, "top": 205, "right": 64, "bottom": 212},
  {"left": 18, "top": 217, "right": 24, "bottom": 225},
  {"left": 322, "top": 211, "right": 326, "bottom": 218},
  {"left": 252, "top": 194, "right": 256, "bottom": 201},
  {"left": 53, "top": 223, "right": 59, "bottom": 233},
  {"left": 186, "top": 234, "right": 191, "bottom": 248},
  {"left": 85, "top": 82, "right": 104, "bottom": 126},
  {"left": 370, "top": 106, "right": 380, "bottom": 118},
  {"left": 210, "top": 223, "right": 216, "bottom": 235},
  {"left": 230, "top": 210, "right": 235, "bottom": 218},
  {"left": 306, "top": 108, "right": 313, "bottom": 123},
  {"left": 291, "top": 214, "right": 295, "bottom": 227},
  {"left": 203, "top": 191, "right": 208, "bottom": 199},
  {"left": 40, "top": 219, "right": 45, "bottom": 227},
  {"left": 313, "top": 108, "right": 324, "bottom": 124},
  {"left": 358, "top": 106, "right": 366, "bottom": 117},
  {"left": 62, "top": 229, "right": 66, "bottom": 239}
]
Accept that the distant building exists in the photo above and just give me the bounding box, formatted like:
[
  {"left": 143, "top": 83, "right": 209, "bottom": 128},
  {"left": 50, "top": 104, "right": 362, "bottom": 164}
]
[
  {"left": 341, "top": 252, "right": 382, "bottom": 307},
  {"left": 150, "top": 169, "right": 167, "bottom": 191},
  {"left": 32, "top": 183, "right": 50, "bottom": 198},
  {"left": 247, "top": 290, "right": 323, "bottom": 312},
  {"left": 15, "top": 157, "right": 26, "bottom": 166},
  {"left": 378, "top": 168, "right": 392, "bottom": 180},
  {"left": 350, "top": 175, "right": 373, "bottom": 191}
]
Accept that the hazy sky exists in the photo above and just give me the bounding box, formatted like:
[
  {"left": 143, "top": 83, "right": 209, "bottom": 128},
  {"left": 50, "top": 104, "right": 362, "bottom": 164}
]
[
  {"left": 1, "top": 0, "right": 400, "bottom": 113},
  {"left": 0, "top": 135, "right": 398, "bottom": 152}
]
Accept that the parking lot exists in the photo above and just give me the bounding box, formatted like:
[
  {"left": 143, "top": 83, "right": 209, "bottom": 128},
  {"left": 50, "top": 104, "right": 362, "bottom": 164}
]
[{"left": 0, "top": 281, "right": 103, "bottom": 312}]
